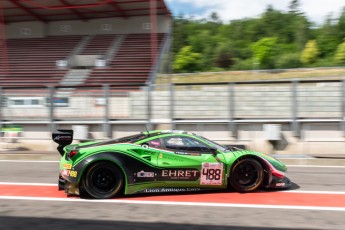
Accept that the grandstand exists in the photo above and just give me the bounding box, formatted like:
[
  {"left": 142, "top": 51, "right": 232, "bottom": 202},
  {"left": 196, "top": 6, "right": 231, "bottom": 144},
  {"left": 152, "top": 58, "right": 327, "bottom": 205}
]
[
  {"left": 86, "top": 33, "right": 165, "bottom": 86},
  {"left": 0, "top": 0, "right": 172, "bottom": 90},
  {"left": 1, "top": 35, "right": 83, "bottom": 86}
]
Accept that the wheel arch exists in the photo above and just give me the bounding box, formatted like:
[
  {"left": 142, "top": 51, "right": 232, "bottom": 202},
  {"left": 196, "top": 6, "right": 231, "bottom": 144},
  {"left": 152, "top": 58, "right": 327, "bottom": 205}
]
[
  {"left": 75, "top": 153, "right": 129, "bottom": 194},
  {"left": 229, "top": 154, "right": 271, "bottom": 187}
]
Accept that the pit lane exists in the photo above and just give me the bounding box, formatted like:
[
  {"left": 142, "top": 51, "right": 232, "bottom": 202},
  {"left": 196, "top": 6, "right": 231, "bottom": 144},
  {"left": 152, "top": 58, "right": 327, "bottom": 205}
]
[{"left": 0, "top": 159, "right": 345, "bottom": 229}]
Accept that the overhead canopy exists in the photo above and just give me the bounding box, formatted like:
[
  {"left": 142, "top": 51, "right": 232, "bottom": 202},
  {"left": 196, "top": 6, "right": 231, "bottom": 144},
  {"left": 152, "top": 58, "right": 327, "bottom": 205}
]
[{"left": 1, "top": 0, "right": 171, "bottom": 23}]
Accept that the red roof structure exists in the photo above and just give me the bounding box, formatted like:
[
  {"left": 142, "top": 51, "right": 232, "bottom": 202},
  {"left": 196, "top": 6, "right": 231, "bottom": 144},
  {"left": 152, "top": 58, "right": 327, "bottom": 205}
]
[{"left": 1, "top": 0, "right": 171, "bottom": 23}]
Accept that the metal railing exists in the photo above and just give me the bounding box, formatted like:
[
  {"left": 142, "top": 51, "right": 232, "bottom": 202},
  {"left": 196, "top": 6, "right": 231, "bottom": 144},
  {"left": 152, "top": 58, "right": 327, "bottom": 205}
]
[{"left": 0, "top": 79, "right": 344, "bottom": 137}]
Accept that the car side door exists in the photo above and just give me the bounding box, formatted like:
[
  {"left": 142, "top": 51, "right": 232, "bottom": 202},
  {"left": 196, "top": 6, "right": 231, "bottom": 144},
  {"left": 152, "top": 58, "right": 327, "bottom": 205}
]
[
  {"left": 157, "top": 135, "right": 227, "bottom": 188},
  {"left": 134, "top": 138, "right": 164, "bottom": 166}
]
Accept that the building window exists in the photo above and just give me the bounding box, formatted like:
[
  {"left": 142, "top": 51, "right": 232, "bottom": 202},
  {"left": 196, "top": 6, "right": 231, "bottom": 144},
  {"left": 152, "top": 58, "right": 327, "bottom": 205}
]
[{"left": 8, "top": 97, "right": 44, "bottom": 107}]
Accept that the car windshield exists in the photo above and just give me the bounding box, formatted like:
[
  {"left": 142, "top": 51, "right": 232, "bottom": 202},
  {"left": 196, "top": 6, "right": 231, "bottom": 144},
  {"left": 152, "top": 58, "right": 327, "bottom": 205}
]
[{"left": 198, "top": 136, "right": 228, "bottom": 152}]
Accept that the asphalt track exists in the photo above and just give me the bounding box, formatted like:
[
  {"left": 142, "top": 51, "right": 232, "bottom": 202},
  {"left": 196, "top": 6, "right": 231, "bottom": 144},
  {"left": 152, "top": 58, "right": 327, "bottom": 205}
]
[{"left": 0, "top": 158, "right": 345, "bottom": 230}]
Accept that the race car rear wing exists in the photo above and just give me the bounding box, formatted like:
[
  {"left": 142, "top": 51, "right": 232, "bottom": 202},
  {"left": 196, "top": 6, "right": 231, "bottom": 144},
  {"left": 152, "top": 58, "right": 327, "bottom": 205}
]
[{"left": 52, "top": 130, "right": 74, "bottom": 156}]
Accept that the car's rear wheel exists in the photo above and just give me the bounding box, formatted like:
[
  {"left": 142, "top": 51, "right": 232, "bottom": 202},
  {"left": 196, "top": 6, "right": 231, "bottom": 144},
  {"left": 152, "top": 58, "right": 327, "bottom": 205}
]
[
  {"left": 229, "top": 158, "right": 264, "bottom": 192},
  {"left": 81, "top": 161, "right": 123, "bottom": 199}
]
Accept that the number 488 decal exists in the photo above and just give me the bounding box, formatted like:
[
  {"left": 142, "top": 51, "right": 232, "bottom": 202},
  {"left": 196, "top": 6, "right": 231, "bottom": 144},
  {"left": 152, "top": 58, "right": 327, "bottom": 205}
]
[
  {"left": 203, "top": 168, "right": 221, "bottom": 180},
  {"left": 200, "top": 163, "right": 223, "bottom": 185}
]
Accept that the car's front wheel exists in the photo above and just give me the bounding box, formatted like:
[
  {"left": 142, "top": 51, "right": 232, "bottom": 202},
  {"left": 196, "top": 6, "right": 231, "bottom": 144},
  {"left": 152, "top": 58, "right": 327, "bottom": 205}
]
[
  {"left": 229, "top": 158, "right": 264, "bottom": 192},
  {"left": 81, "top": 161, "right": 124, "bottom": 199}
]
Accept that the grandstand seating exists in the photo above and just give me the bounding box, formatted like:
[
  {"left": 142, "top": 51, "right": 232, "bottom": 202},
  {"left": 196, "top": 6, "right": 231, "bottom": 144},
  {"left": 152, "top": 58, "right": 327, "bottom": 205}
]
[
  {"left": 0, "top": 35, "right": 83, "bottom": 87},
  {"left": 85, "top": 33, "right": 165, "bottom": 88},
  {"left": 80, "top": 34, "right": 116, "bottom": 55},
  {"left": 0, "top": 33, "right": 166, "bottom": 90}
]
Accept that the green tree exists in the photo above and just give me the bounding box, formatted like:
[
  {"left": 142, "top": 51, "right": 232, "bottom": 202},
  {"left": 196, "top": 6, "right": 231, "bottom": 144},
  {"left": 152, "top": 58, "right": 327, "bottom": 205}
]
[
  {"left": 287, "top": 0, "right": 310, "bottom": 50},
  {"left": 337, "top": 7, "right": 345, "bottom": 41},
  {"left": 173, "top": 46, "right": 203, "bottom": 73},
  {"left": 316, "top": 14, "right": 338, "bottom": 57},
  {"left": 173, "top": 15, "right": 190, "bottom": 54},
  {"left": 275, "top": 53, "right": 302, "bottom": 69},
  {"left": 300, "top": 40, "right": 319, "bottom": 64},
  {"left": 335, "top": 40, "right": 345, "bottom": 65},
  {"left": 293, "top": 16, "right": 310, "bottom": 51},
  {"left": 188, "top": 30, "right": 217, "bottom": 69},
  {"left": 289, "top": 0, "right": 302, "bottom": 15},
  {"left": 209, "top": 12, "right": 221, "bottom": 24},
  {"left": 188, "top": 30, "right": 216, "bottom": 53},
  {"left": 170, "top": 4, "right": 345, "bottom": 72},
  {"left": 213, "top": 42, "right": 235, "bottom": 69},
  {"left": 218, "top": 19, "right": 258, "bottom": 59},
  {"left": 251, "top": 37, "right": 278, "bottom": 69},
  {"left": 260, "top": 7, "right": 288, "bottom": 40}
]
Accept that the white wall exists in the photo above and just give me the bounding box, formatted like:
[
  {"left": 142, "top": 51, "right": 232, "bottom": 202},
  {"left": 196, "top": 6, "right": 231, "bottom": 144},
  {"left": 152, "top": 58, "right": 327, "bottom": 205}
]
[
  {"left": 5, "top": 16, "right": 171, "bottom": 39},
  {"left": 48, "top": 16, "right": 170, "bottom": 35},
  {"left": 5, "top": 21, "right": 46, "bottom": 39}
]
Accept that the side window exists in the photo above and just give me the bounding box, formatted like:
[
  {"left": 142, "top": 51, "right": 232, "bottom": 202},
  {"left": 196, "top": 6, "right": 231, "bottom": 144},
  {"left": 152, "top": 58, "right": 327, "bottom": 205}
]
[
  {"left": 163, "top": 136, "right": 210, "bottom": 152},
  {"left": 146, "top": 139, "right": 162, "bottom": 148},
  {"left": 164, "top": 137, "right": 184, "bottom": 149}
]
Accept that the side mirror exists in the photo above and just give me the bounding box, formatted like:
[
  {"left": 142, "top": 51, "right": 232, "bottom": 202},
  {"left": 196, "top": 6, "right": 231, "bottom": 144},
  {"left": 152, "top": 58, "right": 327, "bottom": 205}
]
[{"left": 210, "top": 147, "right": 218, "bottom": 156}]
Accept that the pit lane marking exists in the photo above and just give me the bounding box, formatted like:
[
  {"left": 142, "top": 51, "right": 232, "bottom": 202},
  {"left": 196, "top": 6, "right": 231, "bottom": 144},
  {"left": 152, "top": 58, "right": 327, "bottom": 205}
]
[
  {"left": 287, "top": 165, "right": 345, "bottom": 168},
  {"left": 0, "top": 160, "right": 59, "bottom": 163},
  {"left": 0, "top": 182, "right": 56, "bottom": 186},
  {"left": 281, "top": 190, "right": 345, "bottom": 195},
  {"left": 0, "top": 196, "right": 345, "bottom": 212}
]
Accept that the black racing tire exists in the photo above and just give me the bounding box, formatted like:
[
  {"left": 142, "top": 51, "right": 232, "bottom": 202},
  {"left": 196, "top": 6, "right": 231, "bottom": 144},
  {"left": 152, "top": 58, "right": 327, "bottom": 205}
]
[
  {"left": 58, "top": 174, "right": 65, "bottom": 191},
  {"left": 81, "top": 161, "right": 124, "bottom": 199},
  {"left": 229, "top": 158, "right": 264, "bottom": 193}
]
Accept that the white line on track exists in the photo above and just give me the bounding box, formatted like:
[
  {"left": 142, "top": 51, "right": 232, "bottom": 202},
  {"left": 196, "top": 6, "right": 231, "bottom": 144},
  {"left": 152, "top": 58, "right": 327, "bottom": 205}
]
[
  {"left": 287, "top": 165, "right": 345, "bottom": 168},
  {"left": 280, "top": 158, "right": 315, "bottom": 160},
  {"left": 0, "top": 182, "right": 56, "bottom": 186},
  {"left": 0, "top": 160, "right": 59, "bottom": 163},
  {"left": 281, "top": 190, "right": 345, "bottom": 195},
  {"left": 0, "top": 196, "right": 344, "bottom": 212}
]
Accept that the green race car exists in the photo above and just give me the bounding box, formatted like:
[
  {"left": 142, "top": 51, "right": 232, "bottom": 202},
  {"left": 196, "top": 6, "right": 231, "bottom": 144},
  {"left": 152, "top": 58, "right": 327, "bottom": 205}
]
[{"left": 53, "top": 129, "right": 290, "bottom": 199}]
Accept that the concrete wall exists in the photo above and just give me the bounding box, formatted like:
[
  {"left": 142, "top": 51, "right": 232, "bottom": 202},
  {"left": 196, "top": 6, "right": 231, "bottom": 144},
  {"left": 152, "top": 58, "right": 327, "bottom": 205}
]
[
  {"left": 2, "top": 83, "right": 342, "bottom": 120},
  {"left": 5, "top": 16, "right": 171, "bottom": 39},
  {"left": 5, "top": 21, "right": 46, "bottom": 39},
  {"left": 129, "top": 84, "right": 342, "bottom": 119},
  {"left": 1, "top": 122, "right": 344, "bottom": 156},
  {"left": 1, "top": 83, "right": 344, "bottom": 154},
  {"left": 3, "top": 96, "right": 130, "bottom": 120}
]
